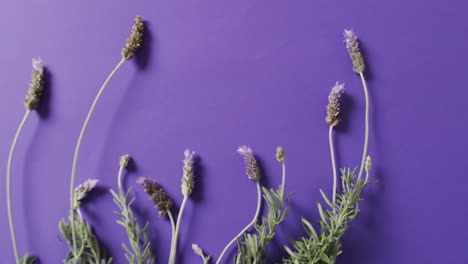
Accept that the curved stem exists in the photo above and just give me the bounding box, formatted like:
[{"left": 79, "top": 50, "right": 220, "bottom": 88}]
[
  {"left": 169, "top": 196, "right": 188, "bottom": 264},
  {"left": 216, "top": 182, "right": 262, "bottom": 264},
  {"left": 329, "top": 125, "right": 338, "bottom": 205},
  {"left": 117, "top": 165, "right": 124, "bottom": 191},
  {"left": 280, "top": 161, "right": 286, "bottom": 201},
  {"left": 167, "top": 210, "right": 176, "bottom": 263},
  {"left": 6, "top": 110, "right": 31, "bottom": 263},
  {"left": 69, "top": 57, "right": 126, "bottom": 259},
  {"left": 357, "top": 72, "right": 370, "bottom": 182}
]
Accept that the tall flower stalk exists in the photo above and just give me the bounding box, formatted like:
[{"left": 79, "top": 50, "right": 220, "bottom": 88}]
[
  {"left": 344, "top": 29, "right": 369, "bottom": 182},
  {"left": 169, "top": 149, "right": 197, "bottom": 264},
  {"left": 6, "top": 57, "right": 44, "bottom": 264},
  {"left": 68, "top": 16, "right": 144, "bottom": 261},
  {"left": 110, "top": 155, "right": 155, "bottom": 264},
  {"left": 215, "top": 146, "right": 262, "bottom": 264},
  {"left": 326, "top": 82, "right": 344, "bottom": 205},
  {"left": 234, "top": 147, "right": 291, "bottom": 264}
]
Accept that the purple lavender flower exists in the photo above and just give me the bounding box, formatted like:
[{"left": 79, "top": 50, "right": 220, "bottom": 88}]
[
  {"left": 24, "top": 57, "right": 45, "bottom": 110},
  {"left": 182, "top": 149, "right": 196, "bottom": 196},
  {"left": 326, "top": 82, "right": 345, "bottom": 126},
  {"left": 237, "top": 146, "right": 261, "bottom": 182},
  {"left": 343, "top": 29, "right": 365, "bottom": 73},
  {"left": 73, "top": 179, "right": 99, "bottom": 209},
  {"left": 137, "top": 177, "right": 173, "bottom": 217}
]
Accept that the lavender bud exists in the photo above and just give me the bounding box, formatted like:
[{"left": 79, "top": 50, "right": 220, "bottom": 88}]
[
  {"left": 120, "top": 154, "right": 130, "bottom": 168},
  {"left": 182, "top": 149, "right": 196, "bottom": 196},
  {"left": 122, "top": 16, "right": 144, "bottom": 60},
  {"left": 74, "top": 179, "right": 99, "bottom": 210},
  {"left": 326, "top": 82, "right": 345, "bottom": 126},
  {"left": 365, "top": 155, "right": 372, "bottom": 173},
  {"left": 192, "top": 244, "right": 204, "bottom": 257},
  {"left": 237, "top": 146, "right": 261, "bottom": 182},
  {"left": 344, "top": 29, "right": 365, "bottom": 73},
  {"left": 276, "top": 146, "right": 285, "bottom": 163},
  {"left": 137, "top": 177, "right": 173, "bottom": 217},
  {"left": 24, "top": 57, "right": 45, "bottom": 110}
]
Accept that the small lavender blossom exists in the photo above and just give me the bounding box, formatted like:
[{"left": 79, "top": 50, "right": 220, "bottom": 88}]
[
  {"left": 344, "top": 29, "right": 365, "bottom": 73},
  {"left": 182, "top": 149, "right": 196, "bottom": 196},
  {"left": 192, "top": 244, "right": 204, "bottom": 257},
  {"left": 326, "top": 82, "right": 345, "bottom": 126},
  {"left": 237, "top": 146, "right": 261, "bottom": 182},
  {"left": 137, "top": 177, "right": 173, "bottom": 217},
  {"left": 276, "top": 146, "right": 285, "bottom": 163},
  {"left": 120, "top": 154, "right": 130, "bottom": 168},
  {"left": 24, "top": 57, "right": 45, "bottom": 110},
  {"left": 122, "top": 16, "right": 144, "bottom": 60},
  {"left": 73, "top": 179, "right": 99, "bottom": 210}
]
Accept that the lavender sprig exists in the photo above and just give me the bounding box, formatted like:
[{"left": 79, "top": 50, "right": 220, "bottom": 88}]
[
  {"left": 169, "top": 149, "right": 197, "bottom": 264},
  {"left": 344, "top": 29, "right": 365, "bottom": 74},
  {"left": 6, "top": 57, "right": 46, "bottom": 263},
  {"left": 68, "top": 16, "right": 144, "bottom": 258},
  {"left": 111, "top": 155, "right": 155, "bottom": 264},
  {"left": 214, "top": 146, "right": 263, "bottom": 264}
]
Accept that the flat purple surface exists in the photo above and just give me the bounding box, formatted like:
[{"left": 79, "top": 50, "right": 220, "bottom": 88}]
[{"left": 0, "top": 1, "right": 467, "bottom": 263}]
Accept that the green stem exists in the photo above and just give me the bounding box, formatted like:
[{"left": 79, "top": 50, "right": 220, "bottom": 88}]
[
  {"left": 117, "top": 164, "right": 124, "bottom": 190},
  {"left": 6, "top": 110, "right": 31, "bottom": 263},
  {"left": 357, "top": 72, "right": 369, "bottom": 182},
  {"left": 169, "top": 195, "right": 188, "bottom": 264},
  {"left": 69, "top": 57, "right": 126, "bottom": 261},
  {"left": 216, "top": 182, "right": 262, "bottom": 264},
  {"left": 329, "top": 125, "right": 338, "bottom": 206},
  {"left": 167, "top": 210, "right": 176, "bottom": 263},
  {"left": 280, "top": 160, "right": 286, "bottom": 203}
]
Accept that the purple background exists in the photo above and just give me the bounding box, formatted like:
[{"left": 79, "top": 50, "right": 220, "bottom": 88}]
[{"left": 0, "top": 0, "right": 467, "bottom": 263}]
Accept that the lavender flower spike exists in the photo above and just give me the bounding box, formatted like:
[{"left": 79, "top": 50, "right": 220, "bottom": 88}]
[
  {"left": 182, "top": 149, "right": 196, "bottom": 196},
  {"left": 73, "top": 179, "right": 99, "bottom": 209},
  {"left": 326, "top": 82, "right": 345, "bottom": 126},
  {"left": 344, "top": 29, "right": 365, "bottom": 73},
  {"left": 237, "top": 146, "right": 261, "bottom": 182},
  {"left": 137, "top": 177, "right": 173, "bottom": 217},
  {"left": 24, "top": 57, "right": 45, "bottom": 110},
  {"left": 122, "top": 16, "right": 144, "bottom": 60}
]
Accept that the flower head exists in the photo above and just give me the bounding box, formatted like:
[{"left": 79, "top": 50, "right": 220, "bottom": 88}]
[
  {"left": 182, "top": 149, "right": 196, "bottom": 196},
  {"left": 276, "top": 146, "right": 285, "bottom": 163},
  {"left": 24, "top": 57, "right": 45, "bottom": 110},
  {"left": 343, "top": 29, "right": 365, "bottom": 73},
  {"left": 326, "top": 82, "right": 345, "bottom": 126},
  {"left": 120, "top": 154, "right": 131, "bottom": 168},
  {"left": 192, "top": 244, "right": 204, "bottom": 257},
  {"left": 237, "top": 146, "right": 261, "bottom": 182},
  {"left": 137, "top": 177, "right": 173, "bottom": 217},
  {"left": 73, "top": 179, "right": 99, "bottom": 210},
  {"left": 122, "top": 16, "right": 144, "bottom": 60}
]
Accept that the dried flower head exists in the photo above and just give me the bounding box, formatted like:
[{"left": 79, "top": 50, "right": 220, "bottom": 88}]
[
  {"left": 344, "top": 29, "right": 365, "bottom": 73},
  {"left": 276, "top": 146, "right": 285, "bottom": 163},
  {"left": 137, "top": 177, "right": 173, "bottom": 216},
  {"left": 122, "top": 16, "right": 144, "bottom": 60},
  {"left": 24, "top": 57, "right": 45, "bottom": 110},
  {"left": 182, "top": 149, "right": 196, "bottom": 196},
  {"left": 120, "top": 154, "right": 130, "bottom": 168},
  {"left": 192, "top": 244, "right": 204, "bottom": 257},
  {"left": 365, "top": 155, "right": 372, "bottom": 173},
  {"left": 73, "top": 179, "right": 99, "bottom": 210},
  {"left": 237, "top": 146, "right": 261, "bottom": 182},
  {"left": 326, "top": 82, "right": 345, "bottom": 126}
]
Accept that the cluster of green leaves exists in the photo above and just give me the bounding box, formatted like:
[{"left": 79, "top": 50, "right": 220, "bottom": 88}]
[
  {"left": 59, "top": 212, "right": 112, "bottom": 264},
  {"left": 283, "top": 168, "right": 371, "bottom": 264},
  {"left": 19, "top": 253, "right": 36, "bottom": 264},
  {"left": 234, "top": 184, "right": 292, "bottom": 264},
  {"left": 110, "top": 187, "right": 155, "bottom": 264}
]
